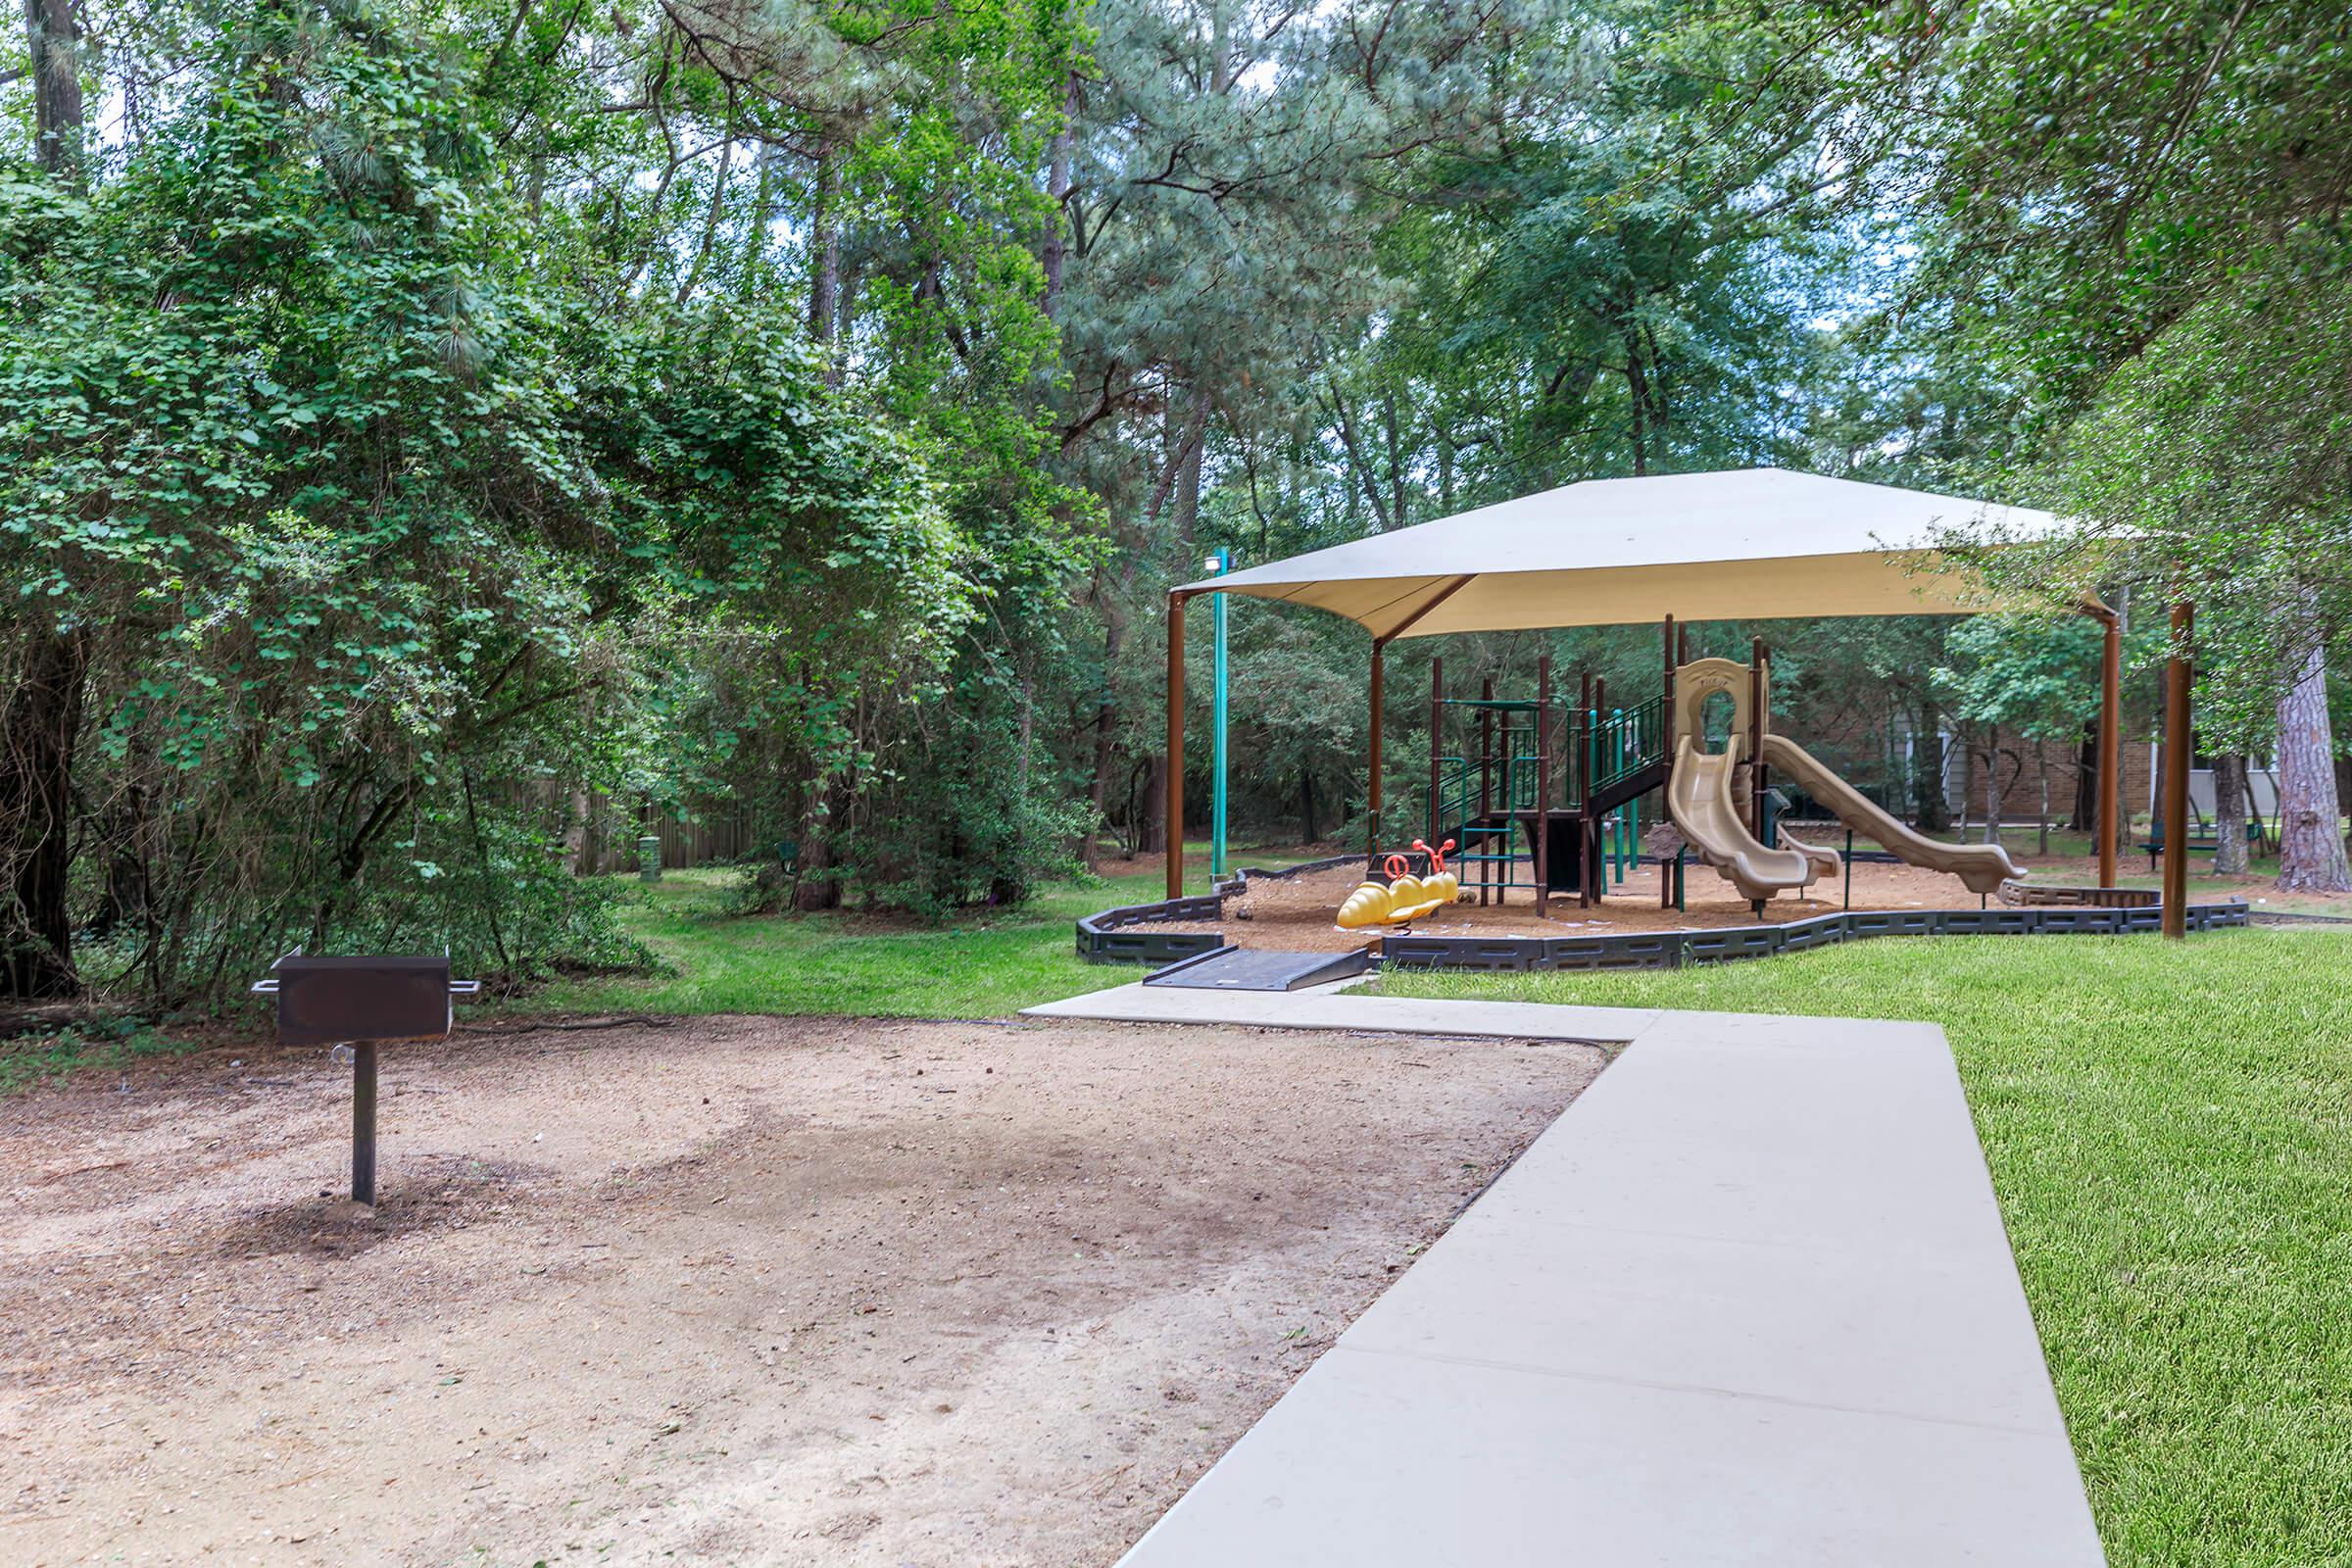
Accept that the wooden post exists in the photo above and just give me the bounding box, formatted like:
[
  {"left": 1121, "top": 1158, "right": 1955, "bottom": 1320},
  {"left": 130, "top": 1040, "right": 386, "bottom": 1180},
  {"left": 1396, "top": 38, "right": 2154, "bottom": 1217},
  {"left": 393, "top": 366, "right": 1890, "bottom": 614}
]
[
  {"left": 1479, "top": 675, "right": 1494, "bottom": 906},
  {"left": 1536, "top": 656, "right": 1552, "bottom": 918},
  {"left": 1662, "top": 617, "right": 1677, "bottom": 909},
  {"left": 1367, "top": 637, "right": 1386, "bottom": 860},
  {"left": 1428, "top": 658, "right": 1444, "bottom": 860},
  {"left": 1578, "top": 671, "right": 1592, "bottom": 907},
  {"left": 1749, "top": 638, "right": 1767, "bottom": 839},
  {"left": 1165, "top": 591, "right": 1187, "bottom": 899},
  {"left": 2095, "top": 606, "right": 2122, "bottom": 890},
  {"left": 351, "top": 1040, "right": 378, "bottom": 1206},
  {"left": 2162, "top": 601, "right": 2193, "bottom": 937},
  {"left": 1662, "top": 615, "right": 1676, "bottom": 733},
  {"left": 1593, "top": 677, "right": 1608, "bottom": 903}
]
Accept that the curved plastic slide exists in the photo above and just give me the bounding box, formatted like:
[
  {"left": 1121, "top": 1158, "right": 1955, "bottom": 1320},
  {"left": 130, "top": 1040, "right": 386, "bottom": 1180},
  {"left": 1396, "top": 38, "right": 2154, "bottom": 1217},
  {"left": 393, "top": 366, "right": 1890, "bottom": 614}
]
[
  {"left": 1779, "top": 823, "right": 1842, "bottom": 881},
  {"left": 1761, "top": 734, "right": 2024, "bottom": 896},
  {"left": 1666, "top": 736, "right": 1824, "bottom": 902}
]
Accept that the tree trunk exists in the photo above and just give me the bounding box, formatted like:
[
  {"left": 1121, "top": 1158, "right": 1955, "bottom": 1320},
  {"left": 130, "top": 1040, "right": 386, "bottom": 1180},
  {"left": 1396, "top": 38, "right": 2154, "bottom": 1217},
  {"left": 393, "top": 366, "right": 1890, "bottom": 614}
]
[
  {"left": 2070, "top": 720, "right": 2095, "bottom": 831},
  {"left": 1040, "top": 72, "right": 1078, "bottom": 318},
  {"left": 1382, "top": 388, "right": 1406, "bottom": 529},
  {"left": 2, "top": 627, "right": 89, "bottom": 998},
  {"left": 86, "top": 768, "right": 152, "bottom": 943},
  {"left": 2275, "top": 633, "right": 2350, "bottom": 892},
  {"left": 24, "top": 0, "right": 85, "bottom": 178},
  {"left": 1142, "top": 753, "right": 1167, "bottom": 857},
  {"left": 1982, "top": 731, "right": 2001, "bottom": 845},
  {"left": 2212, "top": 754, "right": 2250, "bottom": 875},
  {"left": 2036, "top": 739, "right": 2051, "bottom": 858},
  {"left": 1083, "top": 612, "right": 1123, "bottom": 869},
  {"left": 808, "top": 135, "right": 841, "bottom": 386},
  {"left": 1169, "top": 390, "right": 1208, "bottom": 555},
  {"left": 1914, "top": 707, "right": 1950, "bottom": 831},
  {"left": 565, "top": 785, "right": 593, "bottom": 874},
  {"left": 794, "top": 786, "right": 846, "bottom": 911},
  {"left": 1298, "top": 766, "right": 1320, "bottom": 846},
  {"left": 1623, "top": 332, "right": 1650, "bottom": 476}
]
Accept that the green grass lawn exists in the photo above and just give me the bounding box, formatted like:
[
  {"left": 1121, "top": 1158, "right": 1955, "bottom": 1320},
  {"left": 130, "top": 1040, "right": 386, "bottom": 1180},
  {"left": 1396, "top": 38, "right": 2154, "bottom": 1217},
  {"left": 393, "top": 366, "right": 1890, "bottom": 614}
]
[
  {"left": 517, "top": 842, "right": 1315, "bottom": 1019},
  {"left": 1381, "top": 929, "right": 2352, "bottom": 1568}
]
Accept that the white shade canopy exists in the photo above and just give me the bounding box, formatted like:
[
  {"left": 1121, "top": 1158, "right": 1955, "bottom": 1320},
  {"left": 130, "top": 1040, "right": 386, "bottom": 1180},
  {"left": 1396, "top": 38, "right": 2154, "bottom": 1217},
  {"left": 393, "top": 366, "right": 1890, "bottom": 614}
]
[{"left": 1181, "top": 468, "right": 2065, "bottom": 640}]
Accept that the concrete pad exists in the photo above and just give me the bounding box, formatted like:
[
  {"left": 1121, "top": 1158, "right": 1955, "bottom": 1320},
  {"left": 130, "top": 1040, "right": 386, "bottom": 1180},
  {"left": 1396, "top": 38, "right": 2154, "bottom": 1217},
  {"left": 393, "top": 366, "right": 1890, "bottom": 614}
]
[
  {"left": 1120, "top": 1347, "right": 2106, "bottom": 1567},
  {"left": 1344, "top": 1216, "right": 2067, "bottom": 1434},
  {"left": 1024, "top": 978, "right": 1659, "bottom": 1042},
  {"left": 1488, "top": 1035, "right": 2005, "bottom": 1263},
  {"left": 1051, "top": 981, "right": 2106, "bottom": 1565}
]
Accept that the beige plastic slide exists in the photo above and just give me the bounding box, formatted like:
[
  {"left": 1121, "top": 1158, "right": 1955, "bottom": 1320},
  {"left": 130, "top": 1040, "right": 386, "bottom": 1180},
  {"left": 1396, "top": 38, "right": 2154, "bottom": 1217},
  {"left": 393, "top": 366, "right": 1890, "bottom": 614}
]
[
  {"left": 1779, "top": 823, "right": 1842, "bottom": 881},
  {"left": 1666, "top": 735, "right": 1825, "bottom": 902},
  {"left": 1761, "top": 733, "right": 2024, "bottom": 896}
]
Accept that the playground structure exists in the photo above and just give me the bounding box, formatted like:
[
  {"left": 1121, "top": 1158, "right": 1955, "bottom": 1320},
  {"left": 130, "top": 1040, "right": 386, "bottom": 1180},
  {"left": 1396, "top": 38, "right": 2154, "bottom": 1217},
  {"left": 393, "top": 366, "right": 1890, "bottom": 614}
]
[
  {"left": 1166, "top": 469, "right": 2204, "bottom": 939},
  {"left": 1422, "top": 659, "right": 1668, "bottom": 909},
  {"left": 1413, "top": 619, "right": 2024, "bottom": 917}
]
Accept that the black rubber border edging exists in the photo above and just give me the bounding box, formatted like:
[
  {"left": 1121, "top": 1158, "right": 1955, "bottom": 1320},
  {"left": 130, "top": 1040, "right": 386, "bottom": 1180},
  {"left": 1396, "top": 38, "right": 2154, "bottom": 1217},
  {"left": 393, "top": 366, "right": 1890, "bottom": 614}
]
[
  {"left": 1078, "top": 884, "right": 2252, "bottom": 970},
  {"left": 1380, "top": 900, "right": 2249, "bottom": 972},
  {"left": 1076, "top": 854, "right": 1364, "bottom": 966}
]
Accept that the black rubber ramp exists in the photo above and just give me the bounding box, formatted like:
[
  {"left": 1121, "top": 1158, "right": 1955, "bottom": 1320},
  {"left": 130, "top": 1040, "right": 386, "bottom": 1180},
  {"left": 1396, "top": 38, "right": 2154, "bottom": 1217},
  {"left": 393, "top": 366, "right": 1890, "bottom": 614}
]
[{"left": 1143, "top": 947, "right": 1373, "bottom": 992}]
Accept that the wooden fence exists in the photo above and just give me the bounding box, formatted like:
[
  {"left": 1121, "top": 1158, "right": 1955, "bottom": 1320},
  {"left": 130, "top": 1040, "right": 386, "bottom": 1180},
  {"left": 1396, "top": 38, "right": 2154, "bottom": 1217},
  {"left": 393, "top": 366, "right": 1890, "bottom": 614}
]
[{"left": 579, "top": 796, "right": 768, "bottom": 875}]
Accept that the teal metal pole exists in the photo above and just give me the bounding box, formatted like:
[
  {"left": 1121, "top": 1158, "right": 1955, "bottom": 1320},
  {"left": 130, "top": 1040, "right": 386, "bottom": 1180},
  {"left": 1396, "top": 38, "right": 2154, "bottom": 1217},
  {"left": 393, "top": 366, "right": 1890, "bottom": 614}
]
[
  {"left": 1611, "top": 710, "right": 1625, "bottom": 883},
  {"left": 1206, "top": 549, "right": 1232, "bottom": 877}
]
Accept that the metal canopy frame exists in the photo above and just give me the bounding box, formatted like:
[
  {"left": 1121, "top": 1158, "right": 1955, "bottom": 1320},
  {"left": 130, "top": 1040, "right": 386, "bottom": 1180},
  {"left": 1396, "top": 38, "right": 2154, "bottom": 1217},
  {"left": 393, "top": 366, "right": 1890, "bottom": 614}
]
[{"left": 1164, "top": 480, "right": 2185, "bottom": 937}]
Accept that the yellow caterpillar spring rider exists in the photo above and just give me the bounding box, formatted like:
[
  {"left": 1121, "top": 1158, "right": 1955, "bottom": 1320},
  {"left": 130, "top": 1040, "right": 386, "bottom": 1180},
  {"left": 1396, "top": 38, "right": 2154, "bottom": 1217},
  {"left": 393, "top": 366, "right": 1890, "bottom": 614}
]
[{"left": 1337, "top": 839, "right": 1460, "bottom": 930}]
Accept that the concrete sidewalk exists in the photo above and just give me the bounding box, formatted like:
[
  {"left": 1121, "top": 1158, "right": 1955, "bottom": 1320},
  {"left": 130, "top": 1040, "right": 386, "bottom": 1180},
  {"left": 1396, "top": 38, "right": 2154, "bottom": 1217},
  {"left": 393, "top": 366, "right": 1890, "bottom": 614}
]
[{"left": 1026, "top": 984, "right": 2106, "bottom": 1566}]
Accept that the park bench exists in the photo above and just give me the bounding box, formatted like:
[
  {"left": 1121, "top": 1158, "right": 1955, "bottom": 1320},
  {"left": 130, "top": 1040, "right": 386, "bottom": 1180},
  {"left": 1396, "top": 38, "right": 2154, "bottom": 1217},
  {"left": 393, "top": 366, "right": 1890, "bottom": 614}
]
[{"left": 2140, "top": 817, "right": 2266, "bottom": 870}]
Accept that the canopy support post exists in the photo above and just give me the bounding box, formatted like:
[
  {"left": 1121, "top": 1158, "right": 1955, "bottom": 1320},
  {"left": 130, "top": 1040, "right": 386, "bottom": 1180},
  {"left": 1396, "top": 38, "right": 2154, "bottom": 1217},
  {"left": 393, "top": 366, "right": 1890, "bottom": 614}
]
[
  {"left": 1165, "top": 590, "right": 1188, "bottom": 901},
  {"left": 1578, "top": 671, "right": 1593, "bottom": 908},
  {"left": 2088, "top": 603, "right": 2122, "bottom": 890},
  {"left": 1536, "top": 656, "right": 1552, "bottom": 919},
  {"left": 1662, "top": 615, "right": 1676, "bottom": 734},
  {"left": 2162, "top": 601, "right": 2193, "bottom": 937},
  {"left": 1368, "top": 636, "right": 1385, "bottom": 858},
  {"left": 1428, "top": 658, "right": 1444, "bottom": 856},
  {"left": 1749, "top": 638, "right": 1768, "bottom": 840},
  {"left": 1479, "top": 676, "right": 1494, "bottom": 906},
  {"left": 1662, "top": 614, "right": 1676, "bottom": 910}
]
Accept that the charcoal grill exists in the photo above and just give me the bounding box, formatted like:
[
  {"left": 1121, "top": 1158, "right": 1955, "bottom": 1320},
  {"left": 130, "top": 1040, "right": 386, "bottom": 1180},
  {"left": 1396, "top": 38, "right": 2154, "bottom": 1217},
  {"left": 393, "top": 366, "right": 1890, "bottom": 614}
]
[{"left": 251, "top": 953, "right": 479, "bottom": 1205}]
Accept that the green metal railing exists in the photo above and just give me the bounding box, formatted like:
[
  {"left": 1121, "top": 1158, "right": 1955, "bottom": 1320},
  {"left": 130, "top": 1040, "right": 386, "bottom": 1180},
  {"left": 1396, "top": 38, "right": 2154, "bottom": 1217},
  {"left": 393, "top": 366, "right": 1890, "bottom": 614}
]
[
  {"left": 1588, "top": 695, "right": 1668, "bottom": 885},
  {"left": 1424, "top": 695, "right": 1673, "bottom": 896}
]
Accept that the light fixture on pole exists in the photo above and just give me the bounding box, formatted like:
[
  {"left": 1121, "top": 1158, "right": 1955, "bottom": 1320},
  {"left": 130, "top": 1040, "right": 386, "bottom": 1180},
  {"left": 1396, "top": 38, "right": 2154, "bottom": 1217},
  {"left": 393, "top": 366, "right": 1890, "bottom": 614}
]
[{"left": 1203, "top": 549, "right": 1232, "bottom": 877}]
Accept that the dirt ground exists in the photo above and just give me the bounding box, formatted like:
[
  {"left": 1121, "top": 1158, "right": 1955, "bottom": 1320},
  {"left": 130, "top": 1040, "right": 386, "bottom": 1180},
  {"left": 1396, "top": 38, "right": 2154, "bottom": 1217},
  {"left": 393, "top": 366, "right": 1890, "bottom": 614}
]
[
  {"left": 1172, "top": 845, "right": 2340, "bottom": 953},
  {"left": 0, "top": 1014, "right": 1603, "bottom": 1567}
]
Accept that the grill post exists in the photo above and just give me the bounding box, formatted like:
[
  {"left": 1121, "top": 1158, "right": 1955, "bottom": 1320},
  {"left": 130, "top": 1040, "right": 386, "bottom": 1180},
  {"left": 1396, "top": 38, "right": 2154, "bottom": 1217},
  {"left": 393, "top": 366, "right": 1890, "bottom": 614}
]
[
  {"left": 254, "top": 954, "right": 473, "bottom": 1207},
  {"left": 352, "top": 1040, "right": 379, "bottom": 1205}
]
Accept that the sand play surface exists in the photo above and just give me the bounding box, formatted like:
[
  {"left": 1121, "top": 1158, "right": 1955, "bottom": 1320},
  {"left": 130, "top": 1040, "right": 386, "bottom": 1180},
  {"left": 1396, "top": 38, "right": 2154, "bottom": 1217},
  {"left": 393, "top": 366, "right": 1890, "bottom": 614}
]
[{"left": 1155, "top": 856, "right": 2014, "bottom": 953}]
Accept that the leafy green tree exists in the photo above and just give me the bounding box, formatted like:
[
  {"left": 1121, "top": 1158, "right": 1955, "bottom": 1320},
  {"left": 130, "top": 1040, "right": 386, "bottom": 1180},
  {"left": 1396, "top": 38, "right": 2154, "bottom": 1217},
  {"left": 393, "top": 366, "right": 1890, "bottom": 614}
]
[
  {"left": 1936, "top": 617, "right": 2113, "bottom": 853},
  {"left": 0, "top": 0, "right": 1027, "bottom": 1003}
]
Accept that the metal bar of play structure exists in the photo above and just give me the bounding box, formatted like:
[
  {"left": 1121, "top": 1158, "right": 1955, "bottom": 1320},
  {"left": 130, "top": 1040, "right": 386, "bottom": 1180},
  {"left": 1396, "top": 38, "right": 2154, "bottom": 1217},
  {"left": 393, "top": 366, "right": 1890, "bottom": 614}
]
[
  {"left": 1204, "top": 550, "right": 1232, "bottom": 877},
  {"left": 1166, "top": 591, "right": 1187, "bottom": 899}
]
